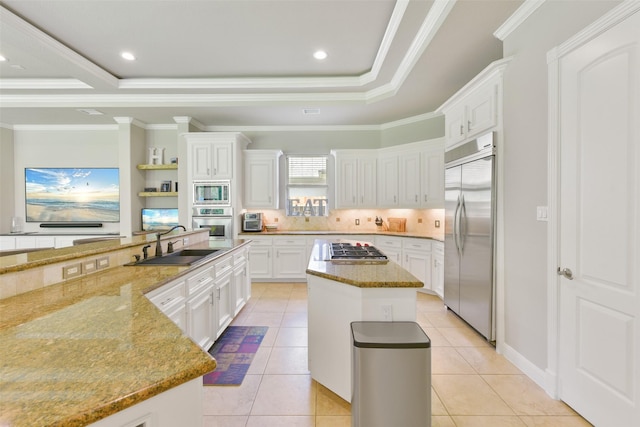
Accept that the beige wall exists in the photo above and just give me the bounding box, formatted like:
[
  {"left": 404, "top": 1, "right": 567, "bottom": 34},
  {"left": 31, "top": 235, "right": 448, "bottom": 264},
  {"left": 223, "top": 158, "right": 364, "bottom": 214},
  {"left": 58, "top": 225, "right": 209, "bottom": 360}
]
[
  {"left": 0, "top": 127, "right": 15, "bottom": 233},
  {"left": 501, "top": 0, "right": 620, "bottom": 370}
]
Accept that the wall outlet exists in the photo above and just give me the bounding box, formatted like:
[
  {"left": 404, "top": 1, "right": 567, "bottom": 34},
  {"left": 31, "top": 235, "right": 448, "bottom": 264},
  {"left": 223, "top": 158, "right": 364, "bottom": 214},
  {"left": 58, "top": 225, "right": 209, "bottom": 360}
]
[
  {"left": 381, "top": 305, "right": 393, "bottom": 321},
  {"left": 355, "top": 219, "right": 360, "bottom": 225},
  {"left": 435, "top": 220, "right": 441, "bottom": 228},
  {"left": 183, "top": 237, "right": 190, "bottom": 246}
]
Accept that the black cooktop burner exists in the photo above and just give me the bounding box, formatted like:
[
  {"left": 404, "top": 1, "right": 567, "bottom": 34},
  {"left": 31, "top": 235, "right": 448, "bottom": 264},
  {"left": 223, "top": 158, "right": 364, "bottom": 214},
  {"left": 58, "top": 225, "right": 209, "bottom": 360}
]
[{"left": 329, "top": 242, "right": 388, "bottom": 264}]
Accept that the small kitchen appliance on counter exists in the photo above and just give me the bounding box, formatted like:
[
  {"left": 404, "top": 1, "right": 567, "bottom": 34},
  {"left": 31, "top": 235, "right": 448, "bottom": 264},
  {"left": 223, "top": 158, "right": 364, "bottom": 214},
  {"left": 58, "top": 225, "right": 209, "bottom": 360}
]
[{"left": 242, "top": 212, "right": 263, "bottom": 232}]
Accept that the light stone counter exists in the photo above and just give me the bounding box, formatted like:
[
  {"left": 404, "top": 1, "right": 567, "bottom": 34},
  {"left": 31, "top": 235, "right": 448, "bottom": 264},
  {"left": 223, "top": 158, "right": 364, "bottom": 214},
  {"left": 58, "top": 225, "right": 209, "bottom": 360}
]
[{"left": 0, "top": 237, "right": 249, "bottom": 427}]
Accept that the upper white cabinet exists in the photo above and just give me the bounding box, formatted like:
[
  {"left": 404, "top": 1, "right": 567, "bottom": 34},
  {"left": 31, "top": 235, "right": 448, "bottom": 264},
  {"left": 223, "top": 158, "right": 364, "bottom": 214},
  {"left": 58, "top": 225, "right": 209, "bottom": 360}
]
[
  {"left": 189, "top": 141, "right": 233, "bottom": 180},
  {"left": 243, "top": 150, "right": 282, "bottom": 209},
  {"left": 377, "top": 154, "right": 399, "bottom": 208},
  {"left": 332, "top": 150, "right": 377, "bottom": 208},
  {"left": 438, "top": 58, "right": 510, "bottom": 150}
]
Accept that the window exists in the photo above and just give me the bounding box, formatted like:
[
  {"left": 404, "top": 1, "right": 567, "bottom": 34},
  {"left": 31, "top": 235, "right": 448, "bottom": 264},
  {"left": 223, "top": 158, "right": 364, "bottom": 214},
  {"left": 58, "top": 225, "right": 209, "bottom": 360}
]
[{"left": 286, "top": 155, "right": 328, "bottom": 216}]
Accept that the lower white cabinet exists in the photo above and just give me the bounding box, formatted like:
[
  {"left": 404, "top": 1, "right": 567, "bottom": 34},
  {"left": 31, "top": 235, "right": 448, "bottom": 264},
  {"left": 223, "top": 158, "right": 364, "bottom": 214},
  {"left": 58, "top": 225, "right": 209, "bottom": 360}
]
[
  {"left": 146, "top": 244, "right": 251, "bottom": 351},
  {"left": 374, "top": 236, "right": 403, "bottom": 264},
  {"left": 273, "top": 237, "right": 307, "bottom": 279},
  {"left": 186, "top": 284, "right": 216, "bottom": 350},
  {"left": 432, "top": 241, "right": 444, "bottom": 299},
  {"left": 402, "top": 238, "right": 432, "bottom": 292},
  {"left": 248, "top": 236, "right": 273, "bottom": 279}
]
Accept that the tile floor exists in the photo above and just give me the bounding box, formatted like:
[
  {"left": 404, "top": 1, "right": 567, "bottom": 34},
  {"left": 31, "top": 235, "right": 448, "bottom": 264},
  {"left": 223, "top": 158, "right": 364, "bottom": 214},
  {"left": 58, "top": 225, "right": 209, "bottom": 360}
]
[{"left": 202, "top": 282, "right": 592, "bottom": 427}]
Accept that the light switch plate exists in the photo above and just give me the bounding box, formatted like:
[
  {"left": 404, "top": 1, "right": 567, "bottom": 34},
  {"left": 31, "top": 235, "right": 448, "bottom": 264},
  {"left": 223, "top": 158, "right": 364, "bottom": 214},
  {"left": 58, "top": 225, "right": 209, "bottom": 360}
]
[{"left": 536, "top": 206, "right": 549, "bottom": 222}]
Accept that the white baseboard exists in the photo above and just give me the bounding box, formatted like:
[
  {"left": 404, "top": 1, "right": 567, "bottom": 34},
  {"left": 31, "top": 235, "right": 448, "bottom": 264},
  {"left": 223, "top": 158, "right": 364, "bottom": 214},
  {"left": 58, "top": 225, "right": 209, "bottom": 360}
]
[{"left": 497, "top": 342, "right": 557, "bottom": 398}]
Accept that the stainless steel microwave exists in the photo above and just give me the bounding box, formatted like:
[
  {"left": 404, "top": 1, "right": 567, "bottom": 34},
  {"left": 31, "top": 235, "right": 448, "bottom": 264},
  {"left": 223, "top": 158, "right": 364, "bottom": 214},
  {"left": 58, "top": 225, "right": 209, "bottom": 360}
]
[{"left": 193, "top": 180, "right": 230, "bottom": 206}]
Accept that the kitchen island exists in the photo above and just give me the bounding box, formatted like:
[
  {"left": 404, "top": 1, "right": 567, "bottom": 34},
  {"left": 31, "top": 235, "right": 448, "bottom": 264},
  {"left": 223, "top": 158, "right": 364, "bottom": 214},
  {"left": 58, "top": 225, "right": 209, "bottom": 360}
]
[
  {"left": 306, "top": 238, "right": 423, "bottom": 402},
  {"left": 0, "top": 232, "right": 250, "bottom": 427}
]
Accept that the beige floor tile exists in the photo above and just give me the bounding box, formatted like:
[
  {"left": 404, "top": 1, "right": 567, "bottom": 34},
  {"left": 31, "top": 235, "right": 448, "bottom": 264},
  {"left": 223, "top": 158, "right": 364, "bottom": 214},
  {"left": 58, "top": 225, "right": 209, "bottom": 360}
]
[
  {"left": 417, "top": 293, "right": 448, "bottom": 312},
  {"left": 432, "top": 415, "right": 457, "bottom": 427},
  {"left": 519, "top": 415, "right": 594, "bottom": 426},
  {"left": 316, "top": 383, "right": 350, "bottom": 416},
  {"left": 451, "top": 415, "right": 527, "bottom": 426},
  {"left": 282, "top": 311, "right": 309, "bottom": 327},
  {"left": 244, "top": 311, "right": 284, "bottom": 328},
  {"left": 422, "top": 326, "right": 453, "bottom": 347},
  {"left": 424, "top": 310, "right": 469, "bottom": 328},
  {"left": 260, "top": 326, "right": 279, "bottom": 347},
  {"left": 438, "top": 326, "right": 491, "bottom": 347},
  {"left": 253, "top": 298, "right": 289, "bottom": 312},
  {"left": 483, "top": 375, "right": 578, "bottom": 416},
  {"left": 432, "top": 374, "right": 515, "bottom": 416},
  {"left": 316, "top": 415, "right": 351, "bottom": 427},
  {"left": 432, "top": 388, "right": 449, "bottom": 416},
  {"left": 456, "top": 347, "right": 523, "bottom": 375},
  {"left": 265, "top": 347, "right": 309, "bottom": 374},
  {"left": 202, "top": 415, "right": 248, "bottom": 427},
  {"left": 251, "top": 374, "right": 316, "bottom": 415},
  {"left": 286, "top": 299, "right": 309, "bottom": 312},
  {"left": 432, "top": 347, "right": 476, "bottom": 374},
  {"left": 417, "top": 311, "right": 435, "bottom": 327},
  {"left": 247, "top": 415, "right": 315, "bottom": 426},
  {"left": 275, "top": 327, "right": 308, "bottom": 347},
  {"left": 246, "top": 345, "right": 272, "bottom": 375},
  {"left": 202, "top": 374, "right": 262, "bottom": 415}
]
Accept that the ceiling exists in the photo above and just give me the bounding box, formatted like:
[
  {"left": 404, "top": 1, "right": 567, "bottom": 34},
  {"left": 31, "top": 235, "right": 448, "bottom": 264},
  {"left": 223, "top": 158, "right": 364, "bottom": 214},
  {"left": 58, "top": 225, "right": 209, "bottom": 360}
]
[{"left": 0, "top": 0, "right": 523, "bottom": 128}]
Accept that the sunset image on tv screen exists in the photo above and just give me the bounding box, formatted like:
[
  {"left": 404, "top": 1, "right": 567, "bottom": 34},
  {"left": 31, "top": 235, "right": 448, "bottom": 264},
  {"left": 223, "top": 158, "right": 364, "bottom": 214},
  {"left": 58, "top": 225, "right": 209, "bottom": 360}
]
[{"left": 25, "top": 168, "right": 120, "bottom": 222}]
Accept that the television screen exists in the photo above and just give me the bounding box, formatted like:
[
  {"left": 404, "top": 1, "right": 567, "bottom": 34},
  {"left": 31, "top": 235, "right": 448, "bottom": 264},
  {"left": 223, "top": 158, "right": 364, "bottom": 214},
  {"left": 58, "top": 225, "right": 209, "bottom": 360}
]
[
  {"left": 25, "top": 168, "right": 120, "bottom": 223},
  {"left": 142, "top": 208, "right": 179, "bottom": 231}
]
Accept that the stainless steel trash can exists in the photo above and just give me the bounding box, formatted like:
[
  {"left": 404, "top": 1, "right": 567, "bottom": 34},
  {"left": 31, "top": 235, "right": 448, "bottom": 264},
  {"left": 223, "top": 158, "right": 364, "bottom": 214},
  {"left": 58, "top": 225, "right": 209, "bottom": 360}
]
[{"left": 351, "top": 321, "right": 431, "bottom": 427}]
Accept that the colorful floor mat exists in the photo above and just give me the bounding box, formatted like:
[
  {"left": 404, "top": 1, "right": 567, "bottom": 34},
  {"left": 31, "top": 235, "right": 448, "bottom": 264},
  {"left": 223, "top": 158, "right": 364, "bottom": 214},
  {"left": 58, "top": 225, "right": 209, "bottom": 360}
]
[{"left": 202, "top": 326, "right": 268, "bottom": 385}]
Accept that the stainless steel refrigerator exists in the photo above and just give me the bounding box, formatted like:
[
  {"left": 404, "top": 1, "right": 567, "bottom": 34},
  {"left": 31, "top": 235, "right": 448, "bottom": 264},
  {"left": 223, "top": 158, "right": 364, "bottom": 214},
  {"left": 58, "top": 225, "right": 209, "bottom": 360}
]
[{"left": 444, "top": 132, "right": 496, "bottom": 342}]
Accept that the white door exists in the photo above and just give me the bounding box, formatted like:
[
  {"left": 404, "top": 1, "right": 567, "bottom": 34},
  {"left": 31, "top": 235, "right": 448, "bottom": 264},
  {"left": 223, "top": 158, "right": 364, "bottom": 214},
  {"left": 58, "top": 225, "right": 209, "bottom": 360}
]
[{"left": 557, "top": 10, "right": 640, "bottom": 426}]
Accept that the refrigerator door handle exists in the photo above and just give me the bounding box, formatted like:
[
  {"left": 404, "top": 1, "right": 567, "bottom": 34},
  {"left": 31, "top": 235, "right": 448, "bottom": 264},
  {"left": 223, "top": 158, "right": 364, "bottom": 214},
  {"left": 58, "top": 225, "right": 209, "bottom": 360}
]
[
  {"left": 454, "top": 195, "right": 462, "bottom": 256},
  {"left": 459, "top": 194, "right": 466, "bottom": 254}
]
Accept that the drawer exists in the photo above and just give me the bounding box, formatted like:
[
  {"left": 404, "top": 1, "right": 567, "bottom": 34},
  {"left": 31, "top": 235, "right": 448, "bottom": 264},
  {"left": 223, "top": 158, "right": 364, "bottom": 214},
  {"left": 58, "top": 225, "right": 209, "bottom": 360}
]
[
  {"left": 247, "top": 237, "right": 273, "bottom": 246},
  {"left": 149, "top": 280, "right": 187, "bottom": 312},
  {"left": 233, "top": 247, "right": 248, "bottom": 265},
  {"left": 402, "top": 238, "right": 432, "bottom": 252},
  {"left": 187, "top": 266, "right": 213, "bottom": 295},
  {"left": 273, "top": 236, "right": 306, "bottom": 246},
  {"left": 433, "top": 241, "right": 444, "bottom": 255},
  {"left": 214, "top": 255, "right": 233, "bottom": 278},
  {"left": 375, "top": 236, "right": 403, "bottom": 249}
]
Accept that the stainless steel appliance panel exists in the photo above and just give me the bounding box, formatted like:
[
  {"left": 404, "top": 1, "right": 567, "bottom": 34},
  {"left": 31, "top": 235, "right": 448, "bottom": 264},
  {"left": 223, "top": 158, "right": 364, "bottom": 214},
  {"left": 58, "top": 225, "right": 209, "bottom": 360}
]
[{"left": 444, "top": 132, "right": 496, "bottom": 341}]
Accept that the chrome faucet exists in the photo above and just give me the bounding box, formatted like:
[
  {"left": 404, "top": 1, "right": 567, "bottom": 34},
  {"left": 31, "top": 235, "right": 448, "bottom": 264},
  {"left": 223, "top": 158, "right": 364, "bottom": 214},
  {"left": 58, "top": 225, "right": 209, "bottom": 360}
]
[{"left": 155, "top": 225, "right": 186, "bottom": 257}]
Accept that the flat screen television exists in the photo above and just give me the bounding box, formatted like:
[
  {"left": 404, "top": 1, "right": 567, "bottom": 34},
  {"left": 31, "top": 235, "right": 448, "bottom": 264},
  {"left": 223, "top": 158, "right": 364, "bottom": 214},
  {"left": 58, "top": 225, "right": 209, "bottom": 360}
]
[
  {"left": 25, "top": 168, "right": 120, "bottom": 223},
  {"left": 142, "top": 208, "right": 179, "bottom": 231}
]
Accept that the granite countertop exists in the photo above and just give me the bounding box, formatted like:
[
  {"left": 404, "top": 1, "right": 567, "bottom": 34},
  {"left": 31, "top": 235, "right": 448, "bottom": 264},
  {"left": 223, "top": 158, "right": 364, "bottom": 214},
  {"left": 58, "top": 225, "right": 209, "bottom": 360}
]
[
  {"left": 305, "top": 238, "right": 423, "bottom": 288},
  {"left": 0, "top": 239, "right": 249, "bottom": 427}
]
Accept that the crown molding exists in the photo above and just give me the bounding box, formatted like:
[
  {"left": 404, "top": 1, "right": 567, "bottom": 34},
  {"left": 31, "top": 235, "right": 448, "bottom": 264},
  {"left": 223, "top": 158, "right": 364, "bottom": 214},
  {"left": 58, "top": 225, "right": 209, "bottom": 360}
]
[
  {"left": 10, "top": 124, "right": 119, "bottom": 131},
  {"left": 494, "top": 0, "right": 547, "bottom": 41},
  {"left": 380, "top": 111, "right": 442, "bottom": 130},
  {"left": 0, "top": 79, "right": 92, "bottom": 90}
]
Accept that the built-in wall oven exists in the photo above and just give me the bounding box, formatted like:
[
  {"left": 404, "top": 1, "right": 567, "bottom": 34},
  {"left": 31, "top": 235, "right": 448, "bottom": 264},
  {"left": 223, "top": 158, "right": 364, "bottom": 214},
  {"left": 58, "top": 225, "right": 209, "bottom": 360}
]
[{"left": 192, "top": 206, "right": 233, "bottom": 240}]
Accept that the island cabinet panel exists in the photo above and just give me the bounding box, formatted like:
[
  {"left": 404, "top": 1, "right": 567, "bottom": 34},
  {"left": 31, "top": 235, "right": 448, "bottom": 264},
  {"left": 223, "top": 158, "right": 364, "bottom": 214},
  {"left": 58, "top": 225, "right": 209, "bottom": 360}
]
[
  {"left": 88, "top": 378, "right": 203, "bottom": 427},
  {"left": 307, "top": 275, "right": 417, "bottom": 403}
]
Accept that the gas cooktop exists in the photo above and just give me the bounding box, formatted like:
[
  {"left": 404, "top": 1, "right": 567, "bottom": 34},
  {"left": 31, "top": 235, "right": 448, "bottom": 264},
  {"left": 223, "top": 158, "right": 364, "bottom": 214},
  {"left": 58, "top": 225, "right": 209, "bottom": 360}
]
[{"left": 329, "top": 242, "right": 388, "bottom": 264}]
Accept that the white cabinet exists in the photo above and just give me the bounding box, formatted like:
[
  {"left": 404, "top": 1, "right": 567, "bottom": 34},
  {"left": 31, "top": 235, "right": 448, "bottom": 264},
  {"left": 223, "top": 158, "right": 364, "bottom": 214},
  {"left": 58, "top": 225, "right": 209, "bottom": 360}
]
[
  {"left": 147, "top": 278, "right": 188, "bottom": 333},
  {"left": 233, "top": 248, "right": 250, "bottom": 315},
  {"left": 432, "top": 241, "right": 444, "bottom": 299},
  {"left": 244, "top": 150, "right": 282, "bottom": 209},
  {"left": 189, "top": 141, "right": 233, "bottom": 180},
  {"left": 248, "top": 236, "right": 273, "bottom": 279},
  {"left": 374, "top": 235, "right": 403, "bottom": 265},
  {"left": 0, "top": 236, "right": 15, "bottom": 250},
  {"left": 402, "top": 238, "right": 432, "bottom": 292},
  {"left": 421, "top": 144, "right": 445, "bottom": 208},
  {"left": 332, "top": 150, "right": 377, "bottom": 208},
  {"left": 273, "top": 237, "right": 307, "bottom": 279},
  {"left": 377, "top": 154, "right": 399, "bottom": 207},
  {"left": 398, "top": 148, "right": 422, "bottom": 207},
  {"left": 438, "top": 59, "right": 508, "bottom": 150},
  {"left": 213, "top": 254, "right": 234, "bottom": 338}
]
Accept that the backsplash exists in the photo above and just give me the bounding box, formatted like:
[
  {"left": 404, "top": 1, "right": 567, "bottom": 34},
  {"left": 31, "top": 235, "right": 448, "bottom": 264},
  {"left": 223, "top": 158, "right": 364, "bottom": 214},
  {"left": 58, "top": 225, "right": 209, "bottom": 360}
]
[{"left": 252, "top": 208, "right": 445, "bottom": 240}]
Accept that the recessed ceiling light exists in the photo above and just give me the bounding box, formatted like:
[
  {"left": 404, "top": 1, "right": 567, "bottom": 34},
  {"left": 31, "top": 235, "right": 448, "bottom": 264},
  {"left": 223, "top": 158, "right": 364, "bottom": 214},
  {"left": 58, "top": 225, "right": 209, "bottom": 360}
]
[
  {"left": 121, "top": 52, "right": 136, "bottom": 61},
  {"left": 313, "top": 50, "right": 328, "bottom": 60},
  {"left": 0, "top": 55, "right": 7, "bottom": 62},
  {"left": 10, "top": 64, "right": 25, "bottom": 70}
]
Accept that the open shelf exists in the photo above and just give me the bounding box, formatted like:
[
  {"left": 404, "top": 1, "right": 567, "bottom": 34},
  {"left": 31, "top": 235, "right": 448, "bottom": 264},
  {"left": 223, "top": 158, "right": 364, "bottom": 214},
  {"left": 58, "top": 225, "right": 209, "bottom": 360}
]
[
  {"left": 137, "top": 164, "right": 178, "bottom": 170},
  {"left": 138, "top": 191, "right": 178, "bottom": 197}
]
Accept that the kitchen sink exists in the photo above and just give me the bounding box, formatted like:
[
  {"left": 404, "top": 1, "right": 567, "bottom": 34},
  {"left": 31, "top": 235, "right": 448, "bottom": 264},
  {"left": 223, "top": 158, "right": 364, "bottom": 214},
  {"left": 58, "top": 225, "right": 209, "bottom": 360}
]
[{"left": 125, "top": 248, "right": 220, "bottom": 266}]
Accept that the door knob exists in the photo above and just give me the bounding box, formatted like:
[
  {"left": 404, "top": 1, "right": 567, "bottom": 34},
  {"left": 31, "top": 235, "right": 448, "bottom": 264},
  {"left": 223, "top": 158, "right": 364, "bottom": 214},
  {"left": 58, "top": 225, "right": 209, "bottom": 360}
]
[{"left": 557, "top": 267, "right": 574, "bottom": 280}]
